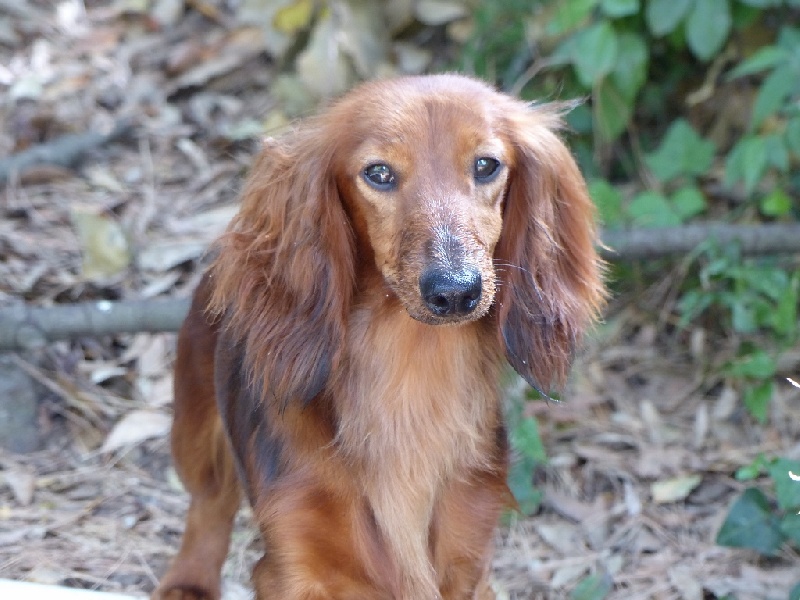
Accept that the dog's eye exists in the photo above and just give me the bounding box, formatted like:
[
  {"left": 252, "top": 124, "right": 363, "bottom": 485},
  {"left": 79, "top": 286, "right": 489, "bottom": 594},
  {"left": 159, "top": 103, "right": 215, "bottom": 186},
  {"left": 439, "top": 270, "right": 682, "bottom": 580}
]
[
  {"left": 474, "top": 157, "right": 501, "bottom": 182},
  {"left": 363, "top": 164, "right": 396, "bottom": 190}
]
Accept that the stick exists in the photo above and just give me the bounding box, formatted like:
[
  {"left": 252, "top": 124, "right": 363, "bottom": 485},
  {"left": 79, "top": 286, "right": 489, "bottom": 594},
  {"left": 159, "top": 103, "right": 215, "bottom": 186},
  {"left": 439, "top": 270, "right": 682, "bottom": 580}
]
[
  {"left": 600, "top": 223, "right": 800, "bottom": 260},
  {"left": 0, "top": 120, "right": 135, "bottom": 185},
  {"left": 0, "top": 299, "right": 190, "bottom": 351}
]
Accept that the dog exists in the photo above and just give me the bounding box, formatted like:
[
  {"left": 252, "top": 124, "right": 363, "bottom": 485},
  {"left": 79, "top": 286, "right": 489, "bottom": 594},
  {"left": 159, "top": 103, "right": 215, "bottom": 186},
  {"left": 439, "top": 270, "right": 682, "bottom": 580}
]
[{"left": 153, "top": 73, "right": 605, "bottom": 600}]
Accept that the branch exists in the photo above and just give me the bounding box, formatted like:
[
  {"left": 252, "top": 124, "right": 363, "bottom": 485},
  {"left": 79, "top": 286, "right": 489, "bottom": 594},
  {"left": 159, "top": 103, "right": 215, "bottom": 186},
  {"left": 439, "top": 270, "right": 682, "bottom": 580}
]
[
  {"left": 0, "top": 120, "right": 135, "bottom": 185},
  {"left": 0, "top": 299, "right": 190, "bottom": 351},
  {"left": 600, "top": 223, "right": 800, "bottom": 260},
  {"left": 2, "top": 223, "right": 800, "bottom": 351}
]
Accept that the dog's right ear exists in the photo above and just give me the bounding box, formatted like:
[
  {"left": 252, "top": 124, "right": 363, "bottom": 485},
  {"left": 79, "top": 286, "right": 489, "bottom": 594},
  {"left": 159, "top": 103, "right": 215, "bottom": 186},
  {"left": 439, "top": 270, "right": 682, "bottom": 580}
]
[{"left": 209, "top": 127, "right": 356, "bottom": 407}]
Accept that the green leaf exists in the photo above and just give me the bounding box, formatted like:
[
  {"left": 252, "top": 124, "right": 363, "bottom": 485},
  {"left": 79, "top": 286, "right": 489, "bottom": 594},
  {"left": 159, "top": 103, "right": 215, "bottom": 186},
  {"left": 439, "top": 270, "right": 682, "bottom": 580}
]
[
  {"left": 778, "top": 25, "right": 800, "bottom": 51},
  {"left": 678, "top": 289, "right": 715, "bottom": 326},
  {"left": 611, "top": 32, "right": 649, "bottom": 101},
  {"left": 729, "top": 349, "right": 777, "bottom": 379},
  {"left": 548, "top": 0, "right": 598, "bottom": 35},
  {"left": 645, "top": 119, "right": 715, "bottom": 182},
  {"left": 744, "top": 380, "right": 773, "bottom": 423},
  {"left": 726, "top": 136, "right": 768, "bottom": 196},
  {"left": 646, "top": 0, "right": 691, "bottom": 36},
  {"left": 686, "top": 0, "right": 732, "bottom": 62},
  {"left": 511, "top": 417, "right": 547, "bottom": 463},
  {"left": 786, "top": 117, "right": 800, "bottom": 156},
  {"left": 594, "top": 78, "right": 632, "bottom": 141},
  {"left": 765, "top": 134, "right": 789, "bottom": 172},
  {"left": 589, "top": 179, "right": 624, "bottom": 228},
  {"left": 731, "top": 299, "right": 757, "bottom": 334},
  {"left": 735, "top": 454, "right": 769, "bottom": 480},
  {"left": 760, "top": 189, "right": 793, "bottom": 217},
  {"left": 508, "top": 459, "right": 543, "bottom": 515},
  {"left": 716, "top": 487, "right": 784, "bottom": 555},
  {"left": 752, "top": 65, "right": 795, "bottom": 129},
  {"left": 782, "top": 514, "right": 800, "bottom": 547},
  {"left": 573, "top": 22, "right": 619, "bottom": 87},
  {"left": 768, "top": 458, "right": 800, "bottom": 511},
  {"left": 770, "top": 272, "right": 798, "bottom": 337},
  {"left": 727, "top": 46, "right": 788, "bottom": 80},
  {"left": 601, "top": 0, "right": 639, "bottom": 17},
  {"left": 628, "top": 191, "right": 682, "bottom": 227},
  {"left": 791, "top": 582, "right": 800, "bottom": 600},
  {"left": 570, "top": 573, "right": 613, "bottom": 600},
  {"left": 671, "top": 186, "right": 707, "bottom": 221}
]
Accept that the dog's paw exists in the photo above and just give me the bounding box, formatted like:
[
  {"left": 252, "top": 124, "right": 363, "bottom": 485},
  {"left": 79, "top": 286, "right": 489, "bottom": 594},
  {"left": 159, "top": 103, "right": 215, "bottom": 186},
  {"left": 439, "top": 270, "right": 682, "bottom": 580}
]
[{"left": 152, "top": 585, "right": 216, "bottom": 600}]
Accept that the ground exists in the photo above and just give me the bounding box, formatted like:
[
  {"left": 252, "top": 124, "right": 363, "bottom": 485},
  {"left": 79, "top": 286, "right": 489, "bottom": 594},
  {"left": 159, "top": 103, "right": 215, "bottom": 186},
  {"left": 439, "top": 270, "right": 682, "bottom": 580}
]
[{"left": 1, "top": 3, "right": 799, "bottom": 599}]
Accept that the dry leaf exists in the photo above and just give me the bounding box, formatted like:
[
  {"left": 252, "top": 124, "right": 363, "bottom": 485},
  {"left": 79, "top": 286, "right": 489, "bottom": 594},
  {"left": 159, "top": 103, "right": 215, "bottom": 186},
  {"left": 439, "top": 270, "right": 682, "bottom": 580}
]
[
  {"left": 101, "top": 409, "right": 171, "bottom": 453},
  {"left": 168, "top": 27, "right": 266, "bottom": 94},
  {"left": 295, "top": 11, "right": 355, "bottom": 98},
  {"left": 668, "top": 564, "right": 703, "bottom": 600},
  {"left": 240, "top": 0, "right": 295, "bottom": 58},
  {"left": 272, "top": 0, "right": 314, "bottom": 34},
  {"left": 651, "top": 475, "right": 702, "bottom": 504},
  {"left": 393, "top": 42, "right": 432, "bottom": 75},
  {"left": 70, "top": 208, "right": 131, "bottom": 280},
  {"left": 152, "top": 0, "right": 184, "bottom": 27},
  {"left": 414, "top": 0, "right": 467, "bottom": 25},
  {"left": 3, "top": 467, "right": 36, "bottom": 506},
  {"left": 136, "top": 334, "right": 169, "bottom": 377},
  {"left": 137, "top": 240, "right": 207, "bottom": 272}
]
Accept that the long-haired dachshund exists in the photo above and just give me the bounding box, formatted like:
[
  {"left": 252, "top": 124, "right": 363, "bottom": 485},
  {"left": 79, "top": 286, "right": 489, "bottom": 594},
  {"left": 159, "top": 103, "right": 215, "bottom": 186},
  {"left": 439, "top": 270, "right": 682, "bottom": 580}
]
[{"left": 153, "top": 74, "right": 605, "bottom": 600}]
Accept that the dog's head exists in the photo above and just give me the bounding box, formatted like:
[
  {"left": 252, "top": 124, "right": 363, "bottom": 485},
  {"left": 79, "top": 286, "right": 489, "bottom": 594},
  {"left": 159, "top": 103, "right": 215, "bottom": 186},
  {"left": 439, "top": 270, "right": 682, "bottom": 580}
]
[
  {"left": 328, "top": 76, "right": 512, "bottom": 325},
  {"left": 210, "top": 74, "right": 605, "bottom": 403}
]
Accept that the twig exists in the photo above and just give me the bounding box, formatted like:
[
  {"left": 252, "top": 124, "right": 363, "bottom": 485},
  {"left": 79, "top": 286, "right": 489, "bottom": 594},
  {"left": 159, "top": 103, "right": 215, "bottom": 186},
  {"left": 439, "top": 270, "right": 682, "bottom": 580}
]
[
  {"left": 600, "top": 223, "right": 800, "bottom": 260},
  {"left": 0, "top": 298, "right": 190, "bottom": 352},
  {"left": 0, "top": 120, "right": 135, "bottom": 185}
]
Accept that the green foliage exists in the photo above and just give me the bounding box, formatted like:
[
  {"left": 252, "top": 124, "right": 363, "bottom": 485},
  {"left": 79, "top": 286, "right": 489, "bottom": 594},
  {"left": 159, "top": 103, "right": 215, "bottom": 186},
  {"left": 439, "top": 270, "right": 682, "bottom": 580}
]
[
  {"left": 644, "top": 120, "right": 715, "bottom": 183},
  {"left": 508, "top": 414, "right": 547, "bottom": 515},
  {"left": 717, "top": 459, "right": 800, "bottom": 556},
  {"left": 716, "top": 487, "right": 785, "bottom": 555},
  {"left": 676, "top": 240, "right": 798, "bottom": 422}
]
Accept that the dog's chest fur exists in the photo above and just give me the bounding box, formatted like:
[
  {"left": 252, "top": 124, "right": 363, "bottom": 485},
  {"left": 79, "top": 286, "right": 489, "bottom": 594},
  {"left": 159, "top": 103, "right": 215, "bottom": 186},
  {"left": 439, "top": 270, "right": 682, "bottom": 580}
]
[{"left": 332, "top": 298, "right": 504, "bottom": 597}]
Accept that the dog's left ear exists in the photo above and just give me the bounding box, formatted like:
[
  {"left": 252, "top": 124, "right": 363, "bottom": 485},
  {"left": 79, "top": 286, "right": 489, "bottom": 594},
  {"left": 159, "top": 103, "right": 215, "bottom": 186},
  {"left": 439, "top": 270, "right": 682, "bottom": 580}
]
[{"left": 494, "top": 102, "right": 606, "bottom": 394}]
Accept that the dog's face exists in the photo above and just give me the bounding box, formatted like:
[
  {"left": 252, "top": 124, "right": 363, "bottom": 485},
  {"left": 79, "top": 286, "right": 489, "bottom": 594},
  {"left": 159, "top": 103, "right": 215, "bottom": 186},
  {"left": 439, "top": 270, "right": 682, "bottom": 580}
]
[{"left": 332, "top": 77, "right": 513, "bottom": 325}]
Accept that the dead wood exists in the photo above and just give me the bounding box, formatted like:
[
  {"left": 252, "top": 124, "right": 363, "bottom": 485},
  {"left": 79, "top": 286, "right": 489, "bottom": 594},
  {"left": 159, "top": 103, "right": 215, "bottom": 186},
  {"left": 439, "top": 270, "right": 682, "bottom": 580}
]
[
  {"left": 0, "top": 120, "right": 135, "bottom": 185},
  {"left": 600, "top": 222, "right": 800, "bottom": 260},
  {"left": 0, "top": 298, "right": 189, "bottom": 351}
]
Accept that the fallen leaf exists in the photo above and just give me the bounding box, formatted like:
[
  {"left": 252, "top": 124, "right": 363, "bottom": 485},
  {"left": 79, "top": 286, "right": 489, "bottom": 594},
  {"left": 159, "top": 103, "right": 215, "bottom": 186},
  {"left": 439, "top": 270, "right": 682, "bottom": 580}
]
[
  {"left": 101, "top": 409, "right": 171, "bottom": 453},
  {"left": 2, "top": 467, "right": 35, "bottom": 506},
  {"left": 393, "top": 42, "right": 432, "bottom": 74},
  {"left": 651, "top": 474, "right": 702, "bottom": 504},
  {"left": 70, "top": 207, "right": 131, "bottom": 280},
  {"left": 414, "top": 0, "right": 467, "bottom": 25},
  {"left": 137, "top": 240, "right": 207, "bottom": 272},
  {"left": 240, "top": 0, "right": 294, "bottom": 58},
  {"left": 273, "top": 0, "right": 314, "bottom": 34},
  {"left": 151, "top": 0, "right": 184, "bottom": 28},
  {"left": 669, "top": 564, "right": 703, "bottom": 600}
]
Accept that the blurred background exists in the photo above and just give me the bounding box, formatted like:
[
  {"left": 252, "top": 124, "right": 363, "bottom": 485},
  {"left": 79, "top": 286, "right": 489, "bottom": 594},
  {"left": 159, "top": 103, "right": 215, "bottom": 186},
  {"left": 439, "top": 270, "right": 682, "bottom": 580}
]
[{"left": 0, "top": 1, "right": 799, "bottom": 598}]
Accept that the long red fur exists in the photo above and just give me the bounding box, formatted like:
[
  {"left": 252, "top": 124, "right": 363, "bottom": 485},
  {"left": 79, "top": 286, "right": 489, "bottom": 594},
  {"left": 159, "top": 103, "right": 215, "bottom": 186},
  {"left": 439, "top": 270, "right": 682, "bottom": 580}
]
[{"left": 153, "top": 74, "right": 605, "bottom": 600}]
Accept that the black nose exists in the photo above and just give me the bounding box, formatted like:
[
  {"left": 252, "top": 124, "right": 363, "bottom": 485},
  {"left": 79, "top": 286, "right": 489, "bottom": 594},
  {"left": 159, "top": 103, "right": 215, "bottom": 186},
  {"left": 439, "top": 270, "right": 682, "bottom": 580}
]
[{"left": 419, "top": 268, "right": 482, "bottom": 316}]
